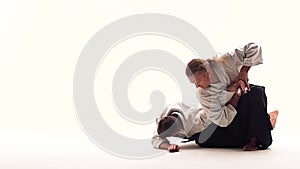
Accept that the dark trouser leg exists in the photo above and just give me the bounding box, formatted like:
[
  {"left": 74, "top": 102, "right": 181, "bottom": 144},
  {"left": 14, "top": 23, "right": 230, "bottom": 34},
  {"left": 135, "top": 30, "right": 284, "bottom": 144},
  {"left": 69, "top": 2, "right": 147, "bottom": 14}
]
[
  {"left": 193, "top": 85, "right": 273, "bottom": 149},
  {"left": 239, "top": 85, "right": 273, "bottom": 149}
]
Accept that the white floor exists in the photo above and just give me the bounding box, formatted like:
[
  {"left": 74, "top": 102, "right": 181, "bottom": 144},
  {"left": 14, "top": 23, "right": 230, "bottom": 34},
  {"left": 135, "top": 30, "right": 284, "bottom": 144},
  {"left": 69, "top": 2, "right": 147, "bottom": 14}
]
[{"left": 1, "top": 129, "right": 299, "bottom": 169}]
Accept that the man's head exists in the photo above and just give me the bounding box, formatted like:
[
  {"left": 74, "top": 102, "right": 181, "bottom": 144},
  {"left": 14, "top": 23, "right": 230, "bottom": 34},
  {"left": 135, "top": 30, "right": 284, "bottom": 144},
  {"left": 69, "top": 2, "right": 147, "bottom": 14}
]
[
  {"left": 157, "top": 115, "right": 182, "bottom": 138},
  {"left": 186, "top": 59, "right": 210, "bottom": 89}
]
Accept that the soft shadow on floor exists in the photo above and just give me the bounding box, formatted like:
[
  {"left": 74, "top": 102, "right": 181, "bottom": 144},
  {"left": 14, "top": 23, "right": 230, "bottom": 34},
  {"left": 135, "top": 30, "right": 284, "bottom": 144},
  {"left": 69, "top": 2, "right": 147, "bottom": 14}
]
[
  {"left": 179, "top": 142, "right": 262, "bottom": 152},
  {"left": 179, "top": 142, "right": 199, "bottom": 150}
]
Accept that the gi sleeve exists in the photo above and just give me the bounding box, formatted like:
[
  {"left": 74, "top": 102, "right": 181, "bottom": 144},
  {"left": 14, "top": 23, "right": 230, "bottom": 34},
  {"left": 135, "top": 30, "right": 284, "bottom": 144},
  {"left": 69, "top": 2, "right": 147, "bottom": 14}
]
[
  {"left": 151, "top": 134, "right": 170, "bottom": 149},
  {"left": 228, "top": 42, "right": 263, "bottom": 66},
  {"left": 200, "top": 89, "right": 237, "bottom": 127}
]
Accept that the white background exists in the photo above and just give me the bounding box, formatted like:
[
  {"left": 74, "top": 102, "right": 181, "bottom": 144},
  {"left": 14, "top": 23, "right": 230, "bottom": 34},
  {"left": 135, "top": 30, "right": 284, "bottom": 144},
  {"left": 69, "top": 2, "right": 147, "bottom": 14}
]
[{"left": 1, "top": 0, "right": 300, "bottom": 168}]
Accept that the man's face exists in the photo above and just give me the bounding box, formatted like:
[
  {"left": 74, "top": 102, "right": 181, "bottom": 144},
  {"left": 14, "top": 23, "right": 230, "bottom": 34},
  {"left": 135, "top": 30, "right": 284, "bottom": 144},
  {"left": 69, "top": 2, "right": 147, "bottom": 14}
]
[
  {"left": 167, "top": 116, "right": 182, "bottom": 137},
  {"left": 188, "top": 71, "right": 210, "bottom": 89}
]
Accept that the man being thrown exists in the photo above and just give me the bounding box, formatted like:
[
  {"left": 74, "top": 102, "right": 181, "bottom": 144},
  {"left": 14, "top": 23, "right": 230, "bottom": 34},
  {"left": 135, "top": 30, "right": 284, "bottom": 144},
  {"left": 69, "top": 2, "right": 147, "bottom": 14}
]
[
  {"left": 152, "top": 102, "right": 205, "bottom": 152},
  {"left": 152, "top": 90, "right": 278, "bottom": 152},
  {"left": 152, "top": 42, "right": 279, "bottom": 152}
]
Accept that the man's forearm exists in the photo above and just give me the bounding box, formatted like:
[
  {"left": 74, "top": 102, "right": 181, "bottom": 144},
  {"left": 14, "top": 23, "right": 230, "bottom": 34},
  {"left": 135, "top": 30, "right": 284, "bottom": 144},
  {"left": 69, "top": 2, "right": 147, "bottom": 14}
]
[
  {"left": 240, "top": 66, "right": 251, "bottom": 73},
  {"left": 229, "top": 93, "right": 240, "bottom": 108},
  {"left": 159, "top": 142, "right": 170, "bottom": 150}
]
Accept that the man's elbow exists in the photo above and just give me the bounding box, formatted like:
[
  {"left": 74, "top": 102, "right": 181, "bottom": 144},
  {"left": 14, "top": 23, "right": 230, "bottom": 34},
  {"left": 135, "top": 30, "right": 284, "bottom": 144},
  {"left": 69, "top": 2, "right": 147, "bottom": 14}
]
[
  {"left": 217, "top": 120, "right": 231, "bottom": 127},
  {"left": 219, "top": 123, "right": 229, "bottom": 127}
]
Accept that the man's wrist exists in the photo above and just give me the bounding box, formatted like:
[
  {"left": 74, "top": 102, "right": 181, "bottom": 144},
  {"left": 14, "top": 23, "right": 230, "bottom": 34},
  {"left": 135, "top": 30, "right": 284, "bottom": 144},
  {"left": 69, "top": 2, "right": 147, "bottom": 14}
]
[
  {"left": 240, "top": 66, "right": 251, "bottom": 73},
  {"left": 229, "top": 93, "right": 240, "bottom": 108}
]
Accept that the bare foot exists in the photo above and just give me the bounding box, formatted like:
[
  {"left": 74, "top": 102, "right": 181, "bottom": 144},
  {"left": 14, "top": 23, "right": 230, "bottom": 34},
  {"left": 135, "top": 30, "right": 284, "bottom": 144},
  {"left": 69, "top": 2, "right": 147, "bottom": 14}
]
[
  {"left": 243, "top": 137, "right": 258, "bottom": 151},
  {"left": 269, "top": 110, "right": 279, "bottom": 129}
]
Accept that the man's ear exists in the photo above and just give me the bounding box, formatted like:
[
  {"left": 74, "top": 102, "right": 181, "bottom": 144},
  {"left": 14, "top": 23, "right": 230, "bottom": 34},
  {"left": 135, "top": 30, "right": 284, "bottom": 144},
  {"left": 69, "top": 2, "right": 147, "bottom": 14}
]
[{"left": 205, "top": 71, "right": 209, "bottom": 77}]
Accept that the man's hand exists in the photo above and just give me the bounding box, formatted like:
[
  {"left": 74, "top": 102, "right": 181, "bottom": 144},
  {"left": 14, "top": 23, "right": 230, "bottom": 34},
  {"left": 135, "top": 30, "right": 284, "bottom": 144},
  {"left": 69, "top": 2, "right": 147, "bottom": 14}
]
[
  {"left": 226, "top": 81, "right": 245, "bottom": 108},
  {"left": 168, "top": 144, "right": 180, "bottom": 152},
  {"left": 227, "top": 82, "right": 239, "bottom": 93},
  {"left": 228, "top": 80, "right": 247, "bottom": 96},
  {"left": 235, "top": 66, "right": 251, "bottom": 93},
  {"left": 237, "top": 80, "right": 248, "bottom": 95}
]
